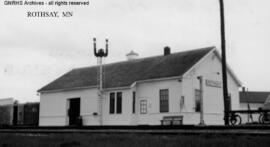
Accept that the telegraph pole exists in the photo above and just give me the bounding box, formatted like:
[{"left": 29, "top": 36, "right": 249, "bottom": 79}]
[
  {"left": 93, "top": 38, "right": 108, "bottom": 126},
  {"left": 219, "top": 0, "right": 230, "bottom": 125}
]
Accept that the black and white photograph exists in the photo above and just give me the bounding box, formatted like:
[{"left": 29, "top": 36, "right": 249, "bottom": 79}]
[{"left": 0, "top": 0, "right": 270, "bottom": 146}]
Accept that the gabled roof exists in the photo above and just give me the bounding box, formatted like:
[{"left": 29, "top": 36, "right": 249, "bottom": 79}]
[
  {"left": 211, "top": 50, "right": 242, "bottom": 87},
  {"left": 239, "top": 91, "right": 270, "bottom": 103},
  {"left": 38, "top": 47, "right": 214, "bottom": 92}
]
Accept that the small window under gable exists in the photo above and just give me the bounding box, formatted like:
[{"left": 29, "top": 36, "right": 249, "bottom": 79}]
[{"left": 140, "top": 100, "right": 147, "bottom": 114}]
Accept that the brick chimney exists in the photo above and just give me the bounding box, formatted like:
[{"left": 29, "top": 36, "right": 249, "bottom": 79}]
[{"left": 164, "top": 46, "right": 171, "bottom": 55}]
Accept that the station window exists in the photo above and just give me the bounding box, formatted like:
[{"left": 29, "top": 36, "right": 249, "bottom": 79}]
[
  {"left": 109, "top": 92, "right": 122, "bottom": 114},
  {"left": 140, "top": 100, "right": 147, "bottom": 114},
  {"left": 160, "top": 89, "right": 169, "bottom": 113},
  {"left": 116, "top": 92, "right": 122, "bottom": 114},
  {"left": 109, "top": 93, "right": 115, "bottom": 114},
  {"left": 132, "top": 92, "right": 136, "bottom": 114}
]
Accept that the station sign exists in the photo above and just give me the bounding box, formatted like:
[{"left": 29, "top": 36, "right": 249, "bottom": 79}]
[{"left": 205, "top": 80, "right": 222, "bottom": 88}]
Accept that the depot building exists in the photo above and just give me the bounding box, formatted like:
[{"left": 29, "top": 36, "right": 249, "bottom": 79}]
[{"left": 38, "top": 46, "right": 241, "bottom": 126}]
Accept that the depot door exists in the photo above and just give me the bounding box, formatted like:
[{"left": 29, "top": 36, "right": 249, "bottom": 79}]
[
  {"left": 68, "top": 98, "right": 80, "bottom": 126},
  {"left": 13, "top": 105, "right": 18, "bottom": 125}
]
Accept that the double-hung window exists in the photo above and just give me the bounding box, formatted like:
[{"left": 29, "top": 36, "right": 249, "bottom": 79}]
[
  {"left": 109, "top": 92, "right": 122, "bottom": 114},
  {"left": 160, "top": 89, "right": 169, "bottom": 113}
]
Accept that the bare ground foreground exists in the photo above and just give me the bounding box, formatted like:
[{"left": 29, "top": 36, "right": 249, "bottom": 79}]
[{"left": 0, "top": 133, "right": 270, "bottom": 147}]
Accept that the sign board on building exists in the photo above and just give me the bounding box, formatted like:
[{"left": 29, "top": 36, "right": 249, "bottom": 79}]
[{"left": 205, "top": 80, "right": 222, "bottom": 88}]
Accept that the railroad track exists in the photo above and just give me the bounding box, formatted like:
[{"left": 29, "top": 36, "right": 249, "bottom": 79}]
[{"left": 1, "top": 125, "right": 270, "bottom": 136}]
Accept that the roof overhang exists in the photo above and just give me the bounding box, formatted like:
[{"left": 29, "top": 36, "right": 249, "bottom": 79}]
[{"left": 39, "top": 85, "right": 99, "bottom": 94}]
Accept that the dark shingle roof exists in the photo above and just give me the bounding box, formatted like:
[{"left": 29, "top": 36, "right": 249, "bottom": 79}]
[
  {"left": 239, "top": 91, "right": 270, "bottom": 103},
  {"left": 38, "top": 47, "right": 214, "bottom": 92}
]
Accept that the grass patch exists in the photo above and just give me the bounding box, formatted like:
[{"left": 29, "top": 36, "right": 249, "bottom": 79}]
[{"left": 0, "top": 133, "right": 269, "bottom": 147}]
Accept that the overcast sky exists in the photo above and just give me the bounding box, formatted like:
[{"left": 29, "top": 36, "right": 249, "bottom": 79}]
[{"left": 0, "top": 0, "right": 270, "bottom": 102}]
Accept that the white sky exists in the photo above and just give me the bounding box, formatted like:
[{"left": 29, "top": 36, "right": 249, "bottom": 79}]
[{"left": 0, "top": 0, "right": 270, "bottom": 102}]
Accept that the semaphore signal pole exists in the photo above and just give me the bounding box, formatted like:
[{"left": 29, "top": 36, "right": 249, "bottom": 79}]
[
  {"left": 219, "top": 0, "right": 230, "bottom": 125},
  {"left": 93, "top": 38, "right": 108, "bottom": 126}
]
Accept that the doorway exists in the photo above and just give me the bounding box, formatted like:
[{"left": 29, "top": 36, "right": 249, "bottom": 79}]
[
  {"left": 13, "top": 105, "right": 18, "bottom": 125},
  {"left": 68, "top": 98, "right": 81, "bottom": 126}
]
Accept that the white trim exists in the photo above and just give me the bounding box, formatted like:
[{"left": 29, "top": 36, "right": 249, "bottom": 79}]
[
  {"left": 131, "top": 76, "right": 181, "bottom": 87},
  {"left": 103, "top": 86, "right": 130, "bottom": 92},
  {"left": 39, "top": 86, "right": 99, "bottom": 93}
]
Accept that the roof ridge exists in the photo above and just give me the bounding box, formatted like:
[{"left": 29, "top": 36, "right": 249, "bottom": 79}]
[{"left": 73, "top": 46, "right": 215, "bottom": 70}]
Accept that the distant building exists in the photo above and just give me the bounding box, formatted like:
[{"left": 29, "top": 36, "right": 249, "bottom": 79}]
[
  {"left": 38, "top": 46, "right": 241, "bottom": 126},
  {"left": 0, "top": 98, "right": 14, "bottom": 125},
  {"left": 0, "top": 98, "right": 40, "bottom": 126},
  {"left": 240, "top": 90, "right": 270, "bottom": 110},
  {"left": 0, "top": 98, "right": 14, "bottom": 106},
  {"left": 239, "top": 89, "right": 270, "bottom": 123}
]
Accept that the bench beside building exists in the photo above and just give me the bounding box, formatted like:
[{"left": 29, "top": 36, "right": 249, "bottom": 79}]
[{"left": 38, "top": 46, "right": 241, "bottom": 126}]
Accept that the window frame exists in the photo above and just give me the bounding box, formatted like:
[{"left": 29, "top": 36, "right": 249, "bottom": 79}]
[
  {"left": 109, "top": 92, "right": 122, "bottom": 114},
  {"left": 140, "top": 100, "right": 147, "bottom": 114},
  {"left": 159, "top": 89, "right": 169, "bottom": 113},
  {"left": 132, "top": 92, "right": 136, "bottom": 114},
  {"left": 116, "top": 92, "right": 122, "bottom": 114},
  {"left": 109, "top": 92, "right": 115, "bottom": 114}
]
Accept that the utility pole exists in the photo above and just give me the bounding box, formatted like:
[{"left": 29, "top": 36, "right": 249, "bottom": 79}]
[
  {"left": 93, "top": 38, "right": 108, "bottom": 126},
  {"left": 219, "top": 0, "right": 230, "bottom": 125}
]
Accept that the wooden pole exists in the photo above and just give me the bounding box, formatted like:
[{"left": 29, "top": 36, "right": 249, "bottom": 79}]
[{"left": 219, "top": 0, "right": 230, "bottom": 125}]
